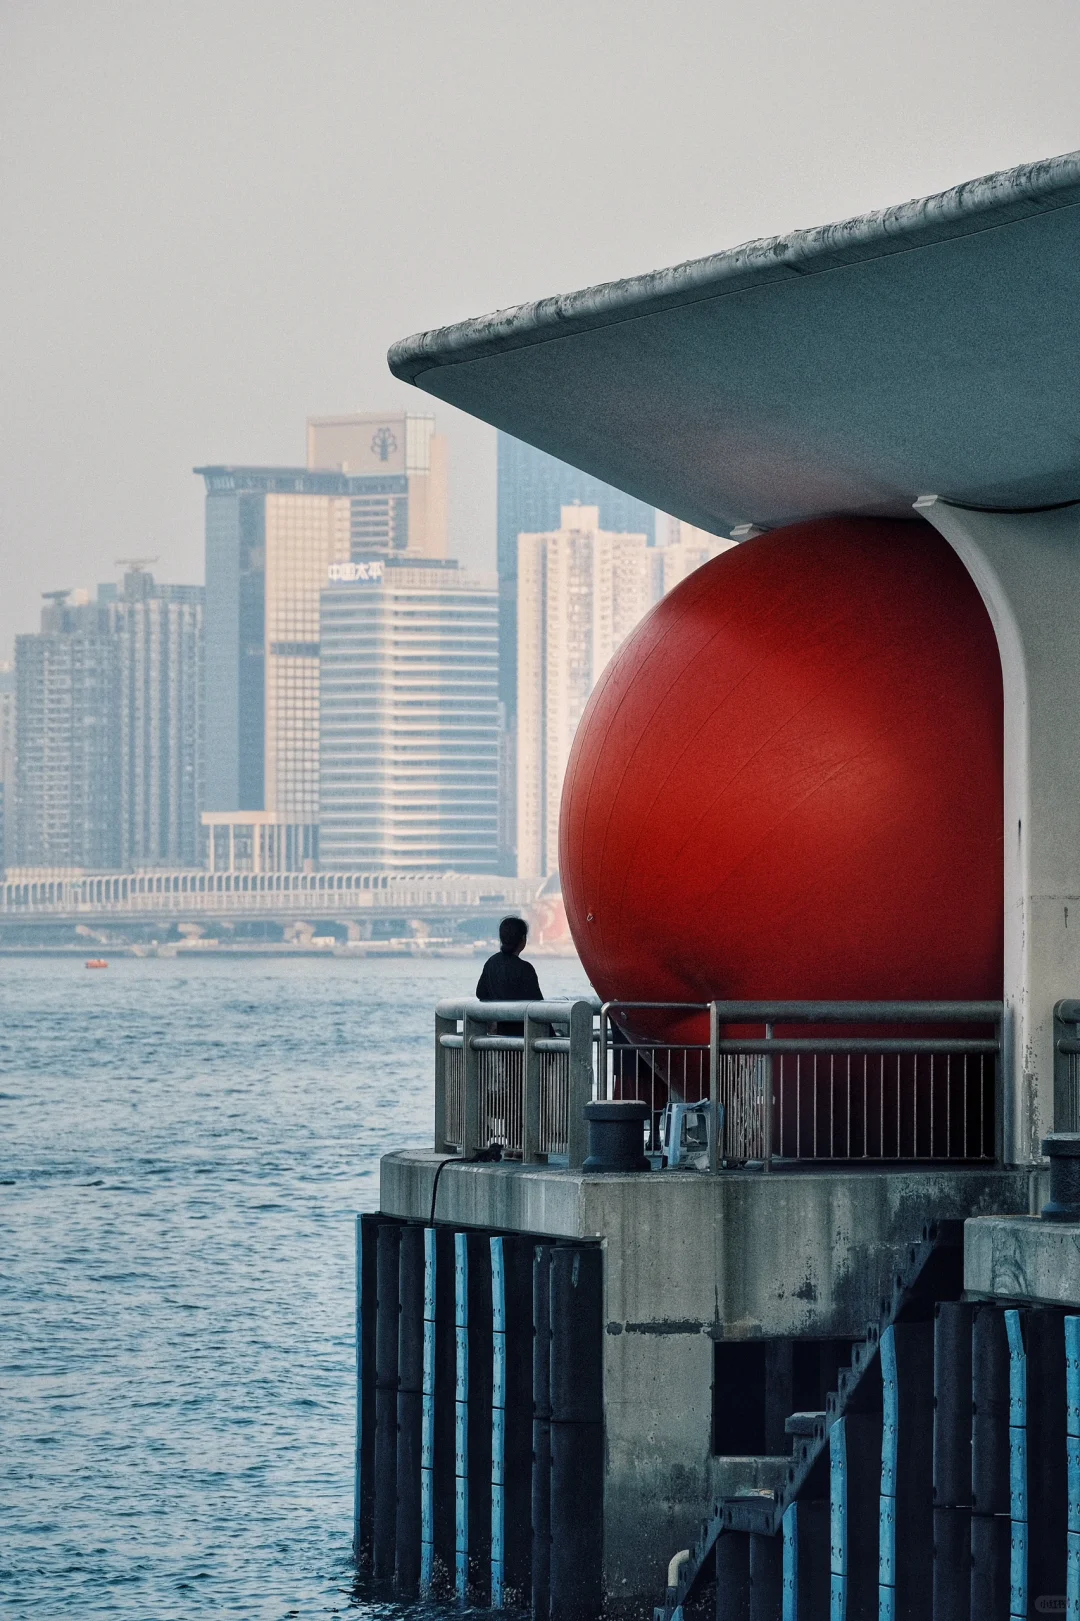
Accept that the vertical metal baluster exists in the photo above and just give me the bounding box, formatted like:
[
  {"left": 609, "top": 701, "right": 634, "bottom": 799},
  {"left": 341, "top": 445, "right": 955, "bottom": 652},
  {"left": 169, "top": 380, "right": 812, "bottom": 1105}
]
[
  {"left": 829, "top": 1046, "right": 834, "bottom": 1159},
  {"left": 946, "top": 1051, "right": 951, "bottom": 1158},
  {"left": 861, "top": 1052, "right": 867, "bottom": 1158},
  {"left": 764, "top": 1023, "right": 773, "bottom": 1170},
  {"left": 877, "top": 1054, "right": 883, "bottom": 1158},
  {"left": 894, "top": 1054, "right": 899, "bottom": 1159},
  {"left": 963, "top": 1051, "right": 969, "bottom": 1157}
]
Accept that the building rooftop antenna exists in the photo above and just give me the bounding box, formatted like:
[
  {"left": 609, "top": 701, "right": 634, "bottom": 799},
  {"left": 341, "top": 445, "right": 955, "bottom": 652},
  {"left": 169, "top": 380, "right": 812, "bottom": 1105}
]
[{"left": 115, "top": 557, "right": 159, "bottom": 571}]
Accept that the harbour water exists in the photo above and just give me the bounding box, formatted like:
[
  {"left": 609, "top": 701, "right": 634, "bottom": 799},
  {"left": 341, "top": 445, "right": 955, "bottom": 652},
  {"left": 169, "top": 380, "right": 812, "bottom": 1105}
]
[{"left": 1, "top": 954, "right": 591, "bottom": 1619}]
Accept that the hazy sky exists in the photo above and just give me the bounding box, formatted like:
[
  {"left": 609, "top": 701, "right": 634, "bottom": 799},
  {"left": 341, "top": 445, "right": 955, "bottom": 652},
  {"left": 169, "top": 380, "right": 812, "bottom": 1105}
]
[{"left": 3, "top": 0, "right": 1080, "bottom": 656}]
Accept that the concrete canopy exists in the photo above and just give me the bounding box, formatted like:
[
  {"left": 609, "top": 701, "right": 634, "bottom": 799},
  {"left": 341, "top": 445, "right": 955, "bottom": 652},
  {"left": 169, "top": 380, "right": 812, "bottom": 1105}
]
[{"left": 389, "top": 150, "right": 1080, "bottom": 534}]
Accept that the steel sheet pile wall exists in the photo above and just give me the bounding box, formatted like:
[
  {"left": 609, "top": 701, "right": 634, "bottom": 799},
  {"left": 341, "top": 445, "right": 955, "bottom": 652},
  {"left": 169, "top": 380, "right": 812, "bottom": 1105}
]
[{"left": 354, "top": 1214, "right": 603, "bottom": 1618}]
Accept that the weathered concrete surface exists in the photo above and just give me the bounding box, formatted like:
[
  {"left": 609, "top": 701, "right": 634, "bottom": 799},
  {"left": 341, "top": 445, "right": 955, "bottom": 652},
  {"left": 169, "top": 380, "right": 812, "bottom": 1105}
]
[
  {"left": 382, "top": 1151, "right": 1030, "bottom": 1603},
  {"left": 388, "top": 150, "right": 1080, "bottom": 531},
  {"left": 919, "top": 499, "right": 1080, "bottom": 1166},
  {"left": 964, "top": 1205, "right": 1080, "bottom": 1308}
]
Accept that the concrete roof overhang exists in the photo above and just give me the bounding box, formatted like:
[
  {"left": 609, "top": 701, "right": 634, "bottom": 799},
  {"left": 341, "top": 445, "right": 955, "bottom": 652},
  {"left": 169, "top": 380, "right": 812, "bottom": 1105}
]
[{"left": 388, "top": 150, "right": 1080, "bottom": 533}]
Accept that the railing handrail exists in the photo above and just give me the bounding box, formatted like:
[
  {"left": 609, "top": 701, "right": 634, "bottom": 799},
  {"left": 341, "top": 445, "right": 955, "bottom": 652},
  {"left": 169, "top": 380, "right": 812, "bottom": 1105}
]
[
  {"left": 435, "top": 995, "right": 601, "bottom": 1023},
  {"left": 607, "top": 998, "right": 1003, "bottom": 1023},
  {"left": 434, "top": 993, "right": 1006, "bottom": 1176}
]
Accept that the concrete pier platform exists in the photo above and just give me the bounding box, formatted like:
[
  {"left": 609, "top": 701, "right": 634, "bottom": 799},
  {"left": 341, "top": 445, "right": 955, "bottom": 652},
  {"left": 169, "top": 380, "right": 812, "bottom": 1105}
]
[
  {"left": 965, "top": 1206, "right": 1080, "bottom": 1307},
  {"left": 381, "top": 1150, "right": 1030, "bottom": 1602}
]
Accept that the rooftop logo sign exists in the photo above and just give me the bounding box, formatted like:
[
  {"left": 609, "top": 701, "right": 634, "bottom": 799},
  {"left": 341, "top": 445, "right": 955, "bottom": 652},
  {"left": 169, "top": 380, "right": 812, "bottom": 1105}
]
[{"left": 328, "top": 560, "right": 385, "bottom": 583}]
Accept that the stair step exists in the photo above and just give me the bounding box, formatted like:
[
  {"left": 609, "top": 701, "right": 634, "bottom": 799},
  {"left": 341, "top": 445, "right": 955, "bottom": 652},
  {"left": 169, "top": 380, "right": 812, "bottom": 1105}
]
[{"left": 784, "top": 1410, "right": 826, "bottom": 1437}]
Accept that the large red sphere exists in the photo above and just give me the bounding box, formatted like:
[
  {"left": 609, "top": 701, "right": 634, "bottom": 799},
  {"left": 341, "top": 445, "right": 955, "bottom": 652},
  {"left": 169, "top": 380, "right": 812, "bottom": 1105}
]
[{"left": 559, "top": 518, "right": 1003, "bottom": 1018}]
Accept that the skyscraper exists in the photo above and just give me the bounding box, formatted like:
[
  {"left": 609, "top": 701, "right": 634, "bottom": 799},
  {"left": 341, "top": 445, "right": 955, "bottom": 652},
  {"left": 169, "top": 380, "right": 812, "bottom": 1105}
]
[
  {"left": 496, "top": 432, "right": 656, "bottom": 869},
  {"left": 12, "top": 574, "right": 204, "bottom": 871},
  {"left": 0, "top": 664, "right": 16, "bottom": 872},
  {"left": 198, "top": 411, "right": 447, "bottom": 823},
  {"left": 651, "top": 515, "right": 736, "bottom": 595},
  {"left": 307, "top": 412, "right": 447, "bottom": 558},
  {"left": 516, "top": 506, "right": 651, "bottom": 879},
  {"left": 14, "top": 593, "right": 121, "bottom": 870},
  {"left": 113, "top": 568, "right": 204, "bottom": 867},
  {"left": 319, "top": 559, "right": 499, "bottom": 872}
]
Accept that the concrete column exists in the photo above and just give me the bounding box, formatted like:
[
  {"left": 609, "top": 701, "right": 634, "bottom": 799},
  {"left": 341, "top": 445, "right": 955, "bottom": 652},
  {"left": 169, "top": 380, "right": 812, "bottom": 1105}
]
[{"left": 915, "top": 496, "right": 1080, "bottom": 1164}]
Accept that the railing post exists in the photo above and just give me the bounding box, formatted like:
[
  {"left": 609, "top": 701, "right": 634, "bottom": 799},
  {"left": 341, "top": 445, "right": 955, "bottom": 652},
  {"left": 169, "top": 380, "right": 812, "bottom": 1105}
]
[
  {"left": 996, "top": 1006, "right": 1008, "bottom": 1162},
  {"left": 598, "top": 1004, "right": 611, "bottom": 1101},
  {"left": 1054, "top": 1000, "right": 1080, "bottom": 1133},
  {"left": 708, "top": 1001, "right": 720, "bottom": 1173},
  {"left": 764, "top": 1021, "right": 774, "bottom": 1172},
  {"left": 567, "top": 1000, "right": 593, "bottom": 1170},
  {"left": 462, "top": 1006, "right": 481, "bottom": 1158},
  {"left": 523, "top": 1006, "right": 542, "bottom": 1164},
  {"left": 434, "top": 1009, "right": 455, "bottom": 1153}
]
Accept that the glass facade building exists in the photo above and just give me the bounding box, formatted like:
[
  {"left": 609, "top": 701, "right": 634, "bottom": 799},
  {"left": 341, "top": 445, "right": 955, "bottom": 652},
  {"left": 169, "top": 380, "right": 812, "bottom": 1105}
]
[
  {"left": 318, "top": 560, "right": 499, "bottom": 872},
  {"left": 199, "top": 420, "right": 446, "bottom": 823}
]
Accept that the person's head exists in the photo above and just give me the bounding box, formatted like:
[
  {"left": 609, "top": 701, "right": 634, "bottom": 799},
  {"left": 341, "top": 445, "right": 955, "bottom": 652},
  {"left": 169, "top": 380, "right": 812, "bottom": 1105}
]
[{"left": 499, "top": 916, "right": 528, "bottom": 955}]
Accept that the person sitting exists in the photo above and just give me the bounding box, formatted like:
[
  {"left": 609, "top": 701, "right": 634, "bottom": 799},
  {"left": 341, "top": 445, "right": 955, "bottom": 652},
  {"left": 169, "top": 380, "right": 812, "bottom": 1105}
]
[{"left": 476, "top": 916, "right": 542, "bottom": 1033}]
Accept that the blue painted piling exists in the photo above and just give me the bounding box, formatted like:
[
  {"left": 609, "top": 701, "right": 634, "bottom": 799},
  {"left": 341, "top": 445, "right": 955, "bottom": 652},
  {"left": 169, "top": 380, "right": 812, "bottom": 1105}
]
[
  {"left": 455, "top": 1231, "right": 469, "bottom": 1603},
  {"left": 783, "top": 1500, "right": 830, "bottom": 1619},
  {"left": 354, "top": 1214, "right": 363, "bottom": 1562},
  {"left": 1068, "top": 1316, "right": 1080, "bottom": 1619},
  {"left": 878, "top": 1323, "right": 933, "bottom": 1621},
  {"left": 1005, "top": 1309, "right": 1027, "bottom": 1621},
  {"left": 490, "top": 1236, "right": 507, "bottom": 1609},
  {"left": 421, "top": 1226, "right": 437, "bottom": 1597},
  {"left": 879, "top": 1326, "right": 898, "bottom": 1620}
]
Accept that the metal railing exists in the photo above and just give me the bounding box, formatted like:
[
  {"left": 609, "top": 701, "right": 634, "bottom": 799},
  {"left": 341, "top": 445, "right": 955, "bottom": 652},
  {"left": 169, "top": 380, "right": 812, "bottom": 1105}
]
[
  {"left": 433, "top": 997, "right": 1003, "bottom": 1172},
  {"left": 1054, "top": 1000, "right": 1080, "bottom": 1131},
  {"left": 434, "top": 998, "right": 599, "bottom": 1168}
]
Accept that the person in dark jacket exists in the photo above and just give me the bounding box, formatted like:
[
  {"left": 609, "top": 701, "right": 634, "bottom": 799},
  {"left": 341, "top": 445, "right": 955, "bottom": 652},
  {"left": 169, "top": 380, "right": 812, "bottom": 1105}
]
[{"left": 476, "top": 916, "right": 542, "bottom": 1033}]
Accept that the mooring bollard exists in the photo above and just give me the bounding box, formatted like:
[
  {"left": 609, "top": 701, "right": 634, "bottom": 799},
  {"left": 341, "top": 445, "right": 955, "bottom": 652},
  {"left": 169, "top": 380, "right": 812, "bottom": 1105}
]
[
  {"left": 581, "top": 1099, "right": 650, "bottom": 1172},
  {"left": 1042, "top": 1133, "right": 1080, "bottom": 1221}
]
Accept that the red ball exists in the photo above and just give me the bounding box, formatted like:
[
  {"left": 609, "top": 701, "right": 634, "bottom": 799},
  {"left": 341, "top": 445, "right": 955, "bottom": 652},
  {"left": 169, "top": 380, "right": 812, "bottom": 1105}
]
[{"left": 559, "top": 517, "right": 1003, "bottom": 1025}]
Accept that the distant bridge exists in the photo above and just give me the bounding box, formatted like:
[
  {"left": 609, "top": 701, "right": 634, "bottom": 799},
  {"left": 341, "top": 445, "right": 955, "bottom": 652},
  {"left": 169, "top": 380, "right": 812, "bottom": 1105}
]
[{"left": 0, "top": 867, "right": 538, "bottom": 932}]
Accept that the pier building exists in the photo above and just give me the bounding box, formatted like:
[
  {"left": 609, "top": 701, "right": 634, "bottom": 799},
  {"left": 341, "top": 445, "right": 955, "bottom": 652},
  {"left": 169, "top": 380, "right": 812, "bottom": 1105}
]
[{"left": 356, "top": 147, "right": 1080, "bottom": 1621}]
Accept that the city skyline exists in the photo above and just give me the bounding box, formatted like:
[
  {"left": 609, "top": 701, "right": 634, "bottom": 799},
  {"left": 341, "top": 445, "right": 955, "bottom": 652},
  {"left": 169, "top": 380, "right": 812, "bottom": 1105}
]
[
  {"left": 1, "top": 408, "right": 693, "bottom": 881},
  {"left": 5, "top": 3, "right": 1077, "bottom": 659}
]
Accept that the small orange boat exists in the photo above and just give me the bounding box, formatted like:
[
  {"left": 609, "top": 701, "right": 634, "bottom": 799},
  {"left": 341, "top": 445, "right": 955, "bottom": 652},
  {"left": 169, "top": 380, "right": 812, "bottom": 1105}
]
[{"left": 85, "top": 959, "right": 109, "bottom": 969}]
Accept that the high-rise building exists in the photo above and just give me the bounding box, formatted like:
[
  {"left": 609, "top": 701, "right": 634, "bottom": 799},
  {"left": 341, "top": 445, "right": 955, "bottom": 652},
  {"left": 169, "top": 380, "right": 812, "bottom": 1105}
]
[
  {"left": 307, "top": 412, "right": 448, "bottom": 558},
  {"left": 496, "top": 432, "right": 656, "bottom": 869},
  {"left": 516, "top": 506, "right": 651, "bottom": 879},
  {"left": 319, "top": 558, "right": 499, "bottom": 872},
  {"left": 12, "top": 574, "right": 204, "bottom": 872},
  {"left": 0, "top": 664, "right": 15, "bottom": 872},
  {"left": 651, "top": 515, "right": 736, "bottom": 596},
  {"left": 198, "top": 412, "right": 447, "bottom": 823},
  {"left": 113, "top": 568, "right": 204, "bottom": 867},
  {"left": 14, "top": 593, "right": 121, "bottom": 870}
]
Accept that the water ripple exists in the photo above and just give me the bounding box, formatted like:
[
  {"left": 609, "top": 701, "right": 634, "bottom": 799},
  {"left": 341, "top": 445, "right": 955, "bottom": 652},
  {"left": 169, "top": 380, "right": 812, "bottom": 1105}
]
[{"left": 1, "top": 954, "right": 589, "bottom": 1618}]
